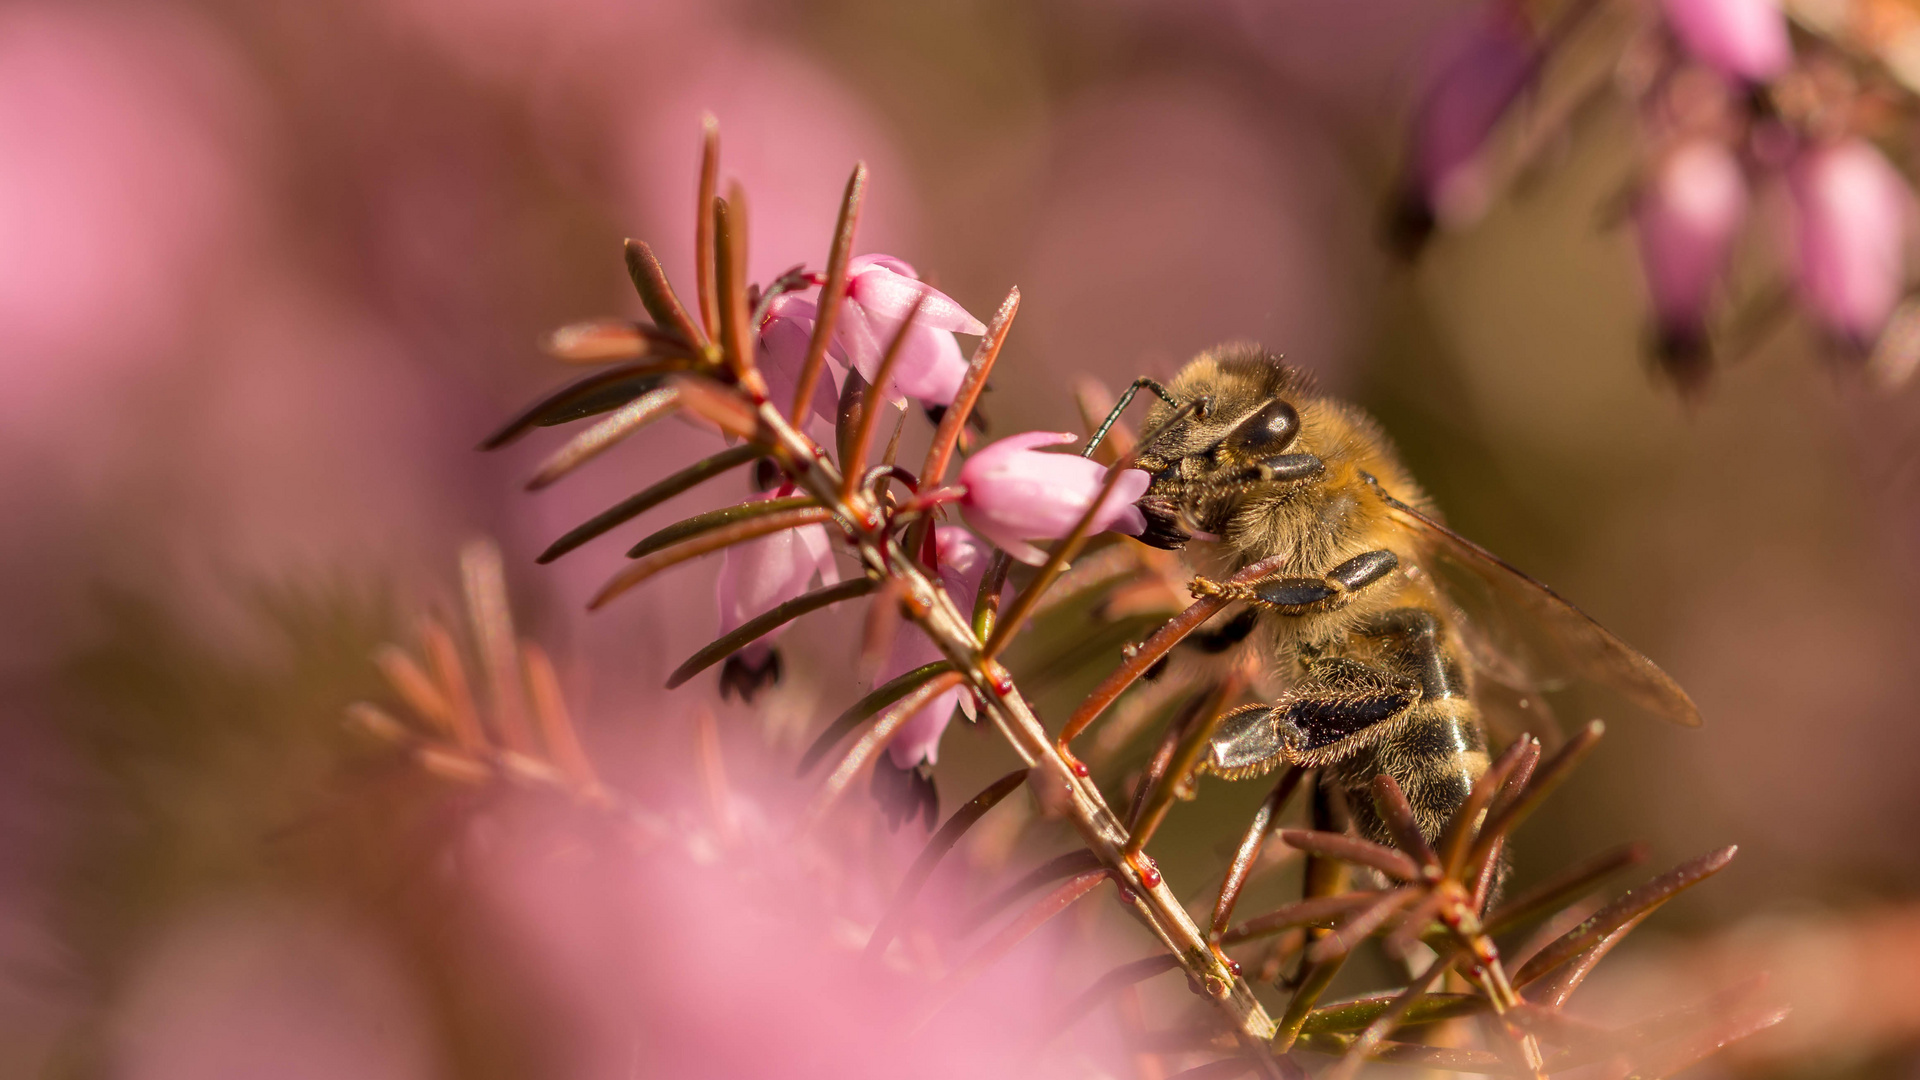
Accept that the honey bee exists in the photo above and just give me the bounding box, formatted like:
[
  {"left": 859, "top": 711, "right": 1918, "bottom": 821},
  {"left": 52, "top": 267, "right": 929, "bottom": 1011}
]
[{"left": 1117, "top": 344, "right": 1700, "bottom": 847}]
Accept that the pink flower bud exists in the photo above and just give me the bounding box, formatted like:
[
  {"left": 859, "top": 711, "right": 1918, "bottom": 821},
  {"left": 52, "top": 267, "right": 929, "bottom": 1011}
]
[
  {"left": 958, "top": 432, "right": 1150, "bottom": 566},
  {"left": 885, "top": 527, "right": 989, "bottom": 769},
  {"left": 1791, "top": 140, "right": 1911, "bottom": 348},
  {"left": 714, "top": 489, "right": 839, "bottom": 689},
  {"left": 1659, "top": 0, "right": 1792, "bottom": 83},
  {"left": 1407, "top": 4, "right": 1536, "bottom": 228},
  {"left": 1635, "top": 140, "right": 1749, "bottom": 346},
  {"left": 755, "top": 292, "right": 844, "bottom": 428},
  {"left": 834, "top": 254, "right": 986, "bottom": 407}
]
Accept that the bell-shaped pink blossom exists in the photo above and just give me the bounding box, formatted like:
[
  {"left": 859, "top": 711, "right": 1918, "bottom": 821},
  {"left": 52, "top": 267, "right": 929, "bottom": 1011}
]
[
  {"left": 1406, "top": 3, "right": 1537, "bottom": 229},
  {"left": 1659, "top": 0, "right": 1792, "bottom": 83},
  {"left": 714, "top": 488, "right": 839, "bottom": 697},
  {"left": 959, "top": 432, "right": 1149, "bottom": 565},
  {"left": 834, "top": 254, "right": 986, "bottom": 407},
  {"left": 755, "top": 291, "right": 844, "bottom": 430},
  {"left": 1791, "top": 140, "right": 1911, "bottom": 348},
  {"left": 884, "top": 526, "right": 990, "bottom": 769},
  {"left": 1636, "top": 140, "right": 1749, "bottom": 347}
]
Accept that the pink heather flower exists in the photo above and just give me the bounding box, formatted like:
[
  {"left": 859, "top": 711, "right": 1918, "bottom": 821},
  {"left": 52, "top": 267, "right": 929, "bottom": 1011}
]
[
  {"left": 1659, "top": 0, "right": 1792, "bottom": 83},
  {"left": 715, "top": 488, "right": 838, "bottom": 684},
  {"left": 959, "top": 432, "right": 1150, "bottom": 565},
  {"left": 885, "top": 526, "right": 991, "bottom": 769},
  {"left": 1408, "top": 3, "right": 1536, "bottom": 227},
  {"left": 835, "top": 254, "right": 986, "bottom": 407},
  {"left": 1636, "top": 140, "right": 1749, "bottom": 345},
  {"left": 1791, "top": 140, "right": 1911, "bottom": 348},
  {"left": 755, "top": 291, "right": 845, "bottom": 429}
]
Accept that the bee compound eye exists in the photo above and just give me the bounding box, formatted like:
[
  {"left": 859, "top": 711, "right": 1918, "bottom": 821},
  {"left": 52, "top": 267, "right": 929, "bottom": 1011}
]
[{"left": 1232, "top": 399, "right": 1300, "bottom": 453}]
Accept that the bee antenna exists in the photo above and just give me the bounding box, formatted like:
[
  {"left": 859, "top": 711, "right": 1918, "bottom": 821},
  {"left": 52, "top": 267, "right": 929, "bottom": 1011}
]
[{"left": 1083, "top": 377, "right": 1181, "bottom": 459}]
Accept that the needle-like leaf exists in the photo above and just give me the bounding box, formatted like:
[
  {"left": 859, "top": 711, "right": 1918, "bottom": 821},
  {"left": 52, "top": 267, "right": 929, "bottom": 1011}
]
[
  {"left": 1220, "top": 892, "right": 1386, "bottom": 946},
  {"left": 960, "top": 850, "right": 1104, "bottom": 934},
  {"left": 908, "top": 868, "right": 1108, "bottom": 1032},
  {"left": 798, "top": 660, "right": 954, "bottom": 775},
  {"left": 666, "top": 578, "right": 876, "bottom": 689},
  {"left": 1483, "top": 841, "right": 1648, "bottom": 936},
  {"left": 624, "top": 239, "right": 705, "bottom": 348},
  {"left": 804, "top": 671, "right": 965, "bottom": 828},
  {"left": 542, "top": 318, "right": 695, "bottom": 364},
  {"left": 841, "top": 285, "right": 931, "bottom": 498},
  {"left": 921, "top": 287, "right": 1019, "bottom": 486},
  {"left": 478, "top": 365, "right": 666, "bottom": 449},
  {"left": 589, "top": 508, "right": 833, "bottom": 610},
  {"left": 1305, "top": 888, "right": 1419, "bottom": 964},
  {"left": 1278, "top": 830, "right": 1421, "bottom": 883},
  {"left": 1466, "top": 722, "right": 1605, "bottom": 879},
  {"left": 1369, "top": 774, "right": 1437, "bottom": 871},
  {"left": 1301, "top": 991, "right": 1485, "bottom": 1035},
  {"left": 1437, "top": 734, "right": 1534, "bottom": 877},
  {"left": 694, "top": 116, "right": 719, "bottom": 340},
  {"left": 626, "top": 495, "right": 819, "bottom": 559},
  {"left": 792, "top": 162, "right": 865, "bottom": 423},
  {"left": 526, "top": 386, "right": 682, "bottom": 490},
  {"left": 1210, "top": 767, "right": 1307, "bottom": 947},
  {"left": 1318, "top": 951, "right": 1458, "bottom": 1080},
  {"left": 1515, "top": 845, "right": 1737, "bottom": 987},
  {"left": 537, "top": 445, "right": 762, "bottom": 563},
  {"left": 865, "top": 768, "right": 1030, "bottom": 961}
]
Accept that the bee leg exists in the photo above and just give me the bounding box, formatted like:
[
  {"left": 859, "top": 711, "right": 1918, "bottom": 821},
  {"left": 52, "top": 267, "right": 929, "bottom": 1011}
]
[
  {"left": 1200, "top": 657, "right": 1420, "bottom": 779},
  {"left": 1191, "top": 549, "right": 1399, "bottom": 615}
]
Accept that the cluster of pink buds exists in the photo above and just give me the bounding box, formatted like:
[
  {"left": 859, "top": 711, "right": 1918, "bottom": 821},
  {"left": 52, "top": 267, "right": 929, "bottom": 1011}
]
[
  {"left": 698, "top": 255, "right": 1147, "bottom": 776},
  {"left": 1398, "top": 0, "right": 1919, "bottom": 388}
]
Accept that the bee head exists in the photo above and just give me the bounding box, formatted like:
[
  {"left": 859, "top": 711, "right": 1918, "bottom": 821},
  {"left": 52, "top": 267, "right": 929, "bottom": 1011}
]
[{"left": 1130, "top": 347, "right": 1324, "bottom": 550}]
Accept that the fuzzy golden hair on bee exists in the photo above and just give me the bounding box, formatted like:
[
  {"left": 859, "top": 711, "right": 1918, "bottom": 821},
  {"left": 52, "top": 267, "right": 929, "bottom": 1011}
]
[{"left": 1119, "top": 342, "right": 1698, "bottom": 855}]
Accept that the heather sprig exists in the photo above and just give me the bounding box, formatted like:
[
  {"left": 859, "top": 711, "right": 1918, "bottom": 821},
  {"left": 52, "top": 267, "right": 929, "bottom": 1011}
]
[{"left": 367, "top": 118, "right": 1788, "bottom": 1075}]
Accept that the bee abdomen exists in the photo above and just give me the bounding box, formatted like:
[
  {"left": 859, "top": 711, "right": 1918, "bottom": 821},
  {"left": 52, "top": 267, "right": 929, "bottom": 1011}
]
[{"left": 1336, "top": 701, "right": 1488, "bottom": 847}]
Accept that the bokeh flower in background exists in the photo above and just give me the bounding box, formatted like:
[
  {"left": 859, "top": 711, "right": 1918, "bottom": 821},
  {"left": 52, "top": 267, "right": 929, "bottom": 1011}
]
[
  {"left": 1658, "top": 0, "right": 1793, "bottom": 83},
  {"left": 958, "top": 432, "right": 1148, "bottom": 564},
  {"left": 1396, "top": 1, "right": 1536, "bottom": 235},
  {"left": 0, "top": 4, "right": 256, "bottom": 455},
  {"left": 1636, "top": 140, "right": 1750, "bottom": 383},
  {"left": 1791, "top": 138, "right": 1911, "bottom": 350}
]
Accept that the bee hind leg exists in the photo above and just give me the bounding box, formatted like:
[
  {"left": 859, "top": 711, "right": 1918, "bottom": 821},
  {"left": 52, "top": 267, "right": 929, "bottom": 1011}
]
[{"left": 1201, "top": 657, "right": 1421, "bottom": 779}]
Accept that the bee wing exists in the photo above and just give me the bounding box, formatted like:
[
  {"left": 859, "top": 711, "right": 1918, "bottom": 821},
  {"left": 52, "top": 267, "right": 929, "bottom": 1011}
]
[
  {"left": 1378, "top": 491, "right": 1702, "bottom": 728},
  {"left": 1400, "top": 562, "right": 1565, "bottom": 747}
]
